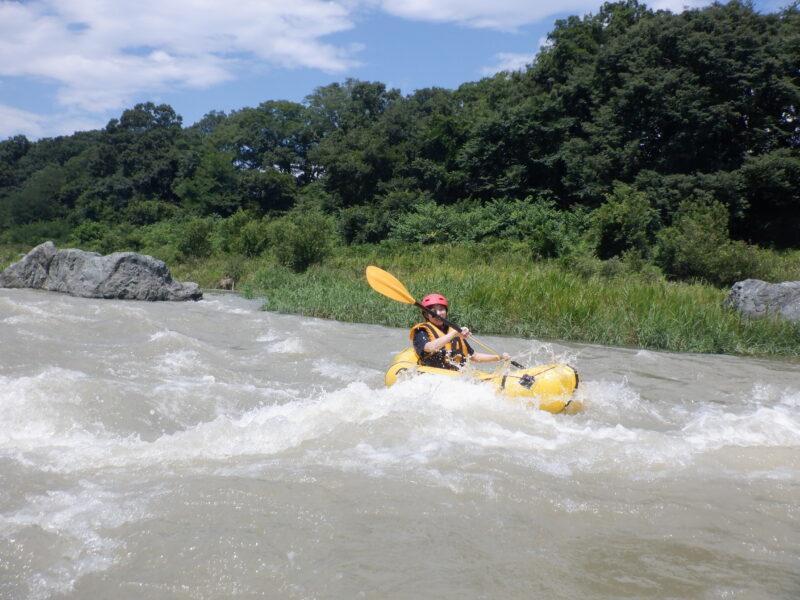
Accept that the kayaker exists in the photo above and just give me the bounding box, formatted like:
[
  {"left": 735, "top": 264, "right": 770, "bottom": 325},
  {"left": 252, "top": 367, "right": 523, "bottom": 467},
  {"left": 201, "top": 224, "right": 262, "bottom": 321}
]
[{"left": 410, "top": 293, "right": 510, "bottom": 370}]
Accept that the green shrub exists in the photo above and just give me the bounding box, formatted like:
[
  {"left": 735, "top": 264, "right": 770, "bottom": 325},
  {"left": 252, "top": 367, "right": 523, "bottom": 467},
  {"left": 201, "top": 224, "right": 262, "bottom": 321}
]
[
  {"left": 654, "top": 198, "right": 766, "bottom": 287},
  {"left": 386, "top": 196, "right": 588, "bottom": 253},
  {"left": 269, "top": 211, "right": 334, "bottom": 272},
  {"left": 589, "top": 184, "right": 659, "bottom": 259},
  {"left": 125, "top": 199, "right": 177, "bottom": 225},
  {"left": 526, "top": 207, "right": 588, "bottom": 258},
  {"left": 0, "top": 219, "right": 72, "bottom": 246},
  {"left": 388, "top": 200, "right": 486, "bottom": 244},
  {"left": 177, "top": 217, "right": 214, "bottom": 258},
  {"left": 216, "top": 209, "right": 256, "bottom": 253},
  {"left": 68, "top": 221, "right": 109, "bottom": 250},
  {"left": 338, "top": 191, "right": 414, "bottom": 244},
  {"left": 560, "top": 250, "right": 605, "bottom": 280},
  {"left": 68, "top": 221, "right": 140, "bottom": 254},
  {"left": 56, "top": 219, "right": 143, "bottom": 254},
  {"left": 137, "top": 220, "right": 181, "bottom": 262},
  {"left": 234, "top": 218, "right": 271, "bottom": 257}
]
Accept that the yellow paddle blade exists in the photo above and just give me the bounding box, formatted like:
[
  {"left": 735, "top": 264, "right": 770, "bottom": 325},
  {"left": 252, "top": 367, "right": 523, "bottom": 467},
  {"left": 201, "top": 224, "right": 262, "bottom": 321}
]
[{"left": 365, "top": 266, "right": 416, "bottom": 305}]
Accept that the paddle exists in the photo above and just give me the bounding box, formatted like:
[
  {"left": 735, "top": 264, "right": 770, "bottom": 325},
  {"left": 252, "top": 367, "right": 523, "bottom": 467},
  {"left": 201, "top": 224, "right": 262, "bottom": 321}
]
[{"left": 365, "top": 265, "right": 524, "bottom": 368}]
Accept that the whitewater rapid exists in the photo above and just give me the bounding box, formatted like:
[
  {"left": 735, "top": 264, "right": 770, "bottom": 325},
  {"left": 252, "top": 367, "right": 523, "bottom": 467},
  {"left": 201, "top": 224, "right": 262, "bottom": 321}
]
[{"left": 1, "top": 289, "right": 798, "bottom": 599}]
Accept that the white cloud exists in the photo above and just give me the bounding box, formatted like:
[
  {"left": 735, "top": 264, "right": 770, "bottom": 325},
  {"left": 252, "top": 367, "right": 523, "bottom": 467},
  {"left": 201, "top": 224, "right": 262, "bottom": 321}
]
[
  {"left": 0, "top": 103, "right": 102, "bottom": 139},
  {"left": 0, "top": 104, "right": 46, "bottom": 139},
  {"left": 0, "top": 0, "right": 730, "bottom": 138},
  {"left": 374, "top": 0, "right": 712, "bottom": 31},
  {"left": 647, "top": 0, "right": 713, "bottom": 12},
  {"left": 0, "top": 0, "right": 360, "bottom": 114},
  {"left": 480, "top": 52, "right": 535, "bottom": 76}
]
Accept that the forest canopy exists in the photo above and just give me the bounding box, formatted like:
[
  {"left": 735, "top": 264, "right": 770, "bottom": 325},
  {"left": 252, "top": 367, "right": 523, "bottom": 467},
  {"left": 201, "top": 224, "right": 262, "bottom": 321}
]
[{"left": 1, "top": 1, "right": 798, "bottom": 285}]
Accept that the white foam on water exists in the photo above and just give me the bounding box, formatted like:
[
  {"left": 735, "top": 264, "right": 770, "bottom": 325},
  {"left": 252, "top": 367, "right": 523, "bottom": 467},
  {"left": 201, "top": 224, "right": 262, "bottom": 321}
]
[
  {"left": 2, "top": 480, "right": 152, "bottom": 600},
  {"left": 0, "top": 369, "right": 96, "bottom": 447},
  {"left": 148, "top": 329, "right": 174, "bottom": 342},
  {"left": 266, "top": 337, "right": 305, "bottom": 354},
  {"left": 146, "top": 327, "right": 212, "bottom": 352},
  {"left": 516, "top": 339, "right": 581, "bottom": 368},
  {"left": 311, "top": 357, "right": 379, "bottom": 382},
  {"left": 255, "top": 330, "right": 280, "bottom": 343},
  {"left": 152, "top": 348, "right": 205, "bottom": 376},
  {"left": 753, "top": 382, "right": 800, "bottom": 409},
  {"left": 197, "top": 296, "right": 263, "bottom": 314},
  {"left": 4, "top": 351, "right": 797, "bottom": 488},
  {"left": 683, "top": 402, "right": 800, "bottom": 450}
]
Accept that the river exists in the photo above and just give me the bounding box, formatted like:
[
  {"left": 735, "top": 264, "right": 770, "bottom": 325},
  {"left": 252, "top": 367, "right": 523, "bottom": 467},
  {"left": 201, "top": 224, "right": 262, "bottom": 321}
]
[{"left": 1, "top": 288, "right": 798, "bottom": 599}]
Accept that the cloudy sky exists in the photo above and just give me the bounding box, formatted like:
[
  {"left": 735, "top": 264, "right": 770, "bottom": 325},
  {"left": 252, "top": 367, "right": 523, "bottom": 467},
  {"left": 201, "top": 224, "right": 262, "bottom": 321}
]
[{"left": 0, "top": 0, "right": 785, "bottom": 139}]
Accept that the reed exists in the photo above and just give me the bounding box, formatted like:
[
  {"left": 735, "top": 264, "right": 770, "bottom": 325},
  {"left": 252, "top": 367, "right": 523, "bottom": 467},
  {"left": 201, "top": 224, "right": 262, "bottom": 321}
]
[
  {"left": 2, "top": 241, "right": 796, "bottom": 356},
  {"left": 246, "top": 244, "right": 800, "bottom": 357}
]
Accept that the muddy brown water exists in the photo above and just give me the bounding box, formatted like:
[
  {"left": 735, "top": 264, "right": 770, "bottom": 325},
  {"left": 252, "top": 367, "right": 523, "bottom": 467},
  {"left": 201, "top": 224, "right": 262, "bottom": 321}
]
[{"left": 1, "top": 289, "right": 798, "bottom": 599}]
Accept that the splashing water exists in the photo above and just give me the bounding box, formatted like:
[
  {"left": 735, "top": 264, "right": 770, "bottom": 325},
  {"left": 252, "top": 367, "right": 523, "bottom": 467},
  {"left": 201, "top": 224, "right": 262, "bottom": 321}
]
[{"left": 1, "top": 289, "right": 798, "bottom": 599}]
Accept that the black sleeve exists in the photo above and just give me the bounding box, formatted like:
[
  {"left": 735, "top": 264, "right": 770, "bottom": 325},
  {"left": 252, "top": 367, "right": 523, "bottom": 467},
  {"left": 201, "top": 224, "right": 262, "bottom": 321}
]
[{"left": 413, "top": 329, "right": 431, "bottom": 357}]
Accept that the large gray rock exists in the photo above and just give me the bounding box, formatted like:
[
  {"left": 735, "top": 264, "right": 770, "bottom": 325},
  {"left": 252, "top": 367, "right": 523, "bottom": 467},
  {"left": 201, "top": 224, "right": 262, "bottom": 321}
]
[
  {"left": 0, "top": 241, "right": 202, "bottom": 301},
  {"left": 725, "top": 279, "right": 800, "bottom": 323}
]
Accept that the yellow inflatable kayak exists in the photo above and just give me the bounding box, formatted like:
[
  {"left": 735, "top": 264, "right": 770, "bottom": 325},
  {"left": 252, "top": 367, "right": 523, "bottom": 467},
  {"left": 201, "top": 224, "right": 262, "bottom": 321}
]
[{"left": 385, "top": 348, "right": 581, "bottom": 414}]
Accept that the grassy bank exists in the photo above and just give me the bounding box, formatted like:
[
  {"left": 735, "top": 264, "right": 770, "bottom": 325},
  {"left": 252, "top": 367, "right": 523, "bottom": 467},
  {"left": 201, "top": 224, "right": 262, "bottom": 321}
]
[
  {"left": 171, "top": 244, "right": 799, "bottom": 357},
  {"left": 3, "top": 242, "right": 798, "bottom": 356},
  {"left": 0, "top": 245, "right": 29, "bottom": 269}
]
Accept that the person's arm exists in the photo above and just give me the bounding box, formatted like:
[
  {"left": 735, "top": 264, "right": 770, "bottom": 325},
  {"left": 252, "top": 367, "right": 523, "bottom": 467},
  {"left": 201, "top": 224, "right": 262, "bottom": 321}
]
[
  {"left": 451, "top": 327, "right": 511, "bottom": 363},
  {"left": 470, "top": 351, "right": 510, "bottom": 363},
  {"left": 422, "top": 327, "right": 462, "bottom": 353}
]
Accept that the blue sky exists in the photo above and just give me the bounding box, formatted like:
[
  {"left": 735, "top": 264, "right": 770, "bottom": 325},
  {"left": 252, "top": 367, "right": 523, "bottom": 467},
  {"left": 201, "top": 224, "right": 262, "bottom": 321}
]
[{"left": 0, "top": 0, "right": 786, "bottom": 139}]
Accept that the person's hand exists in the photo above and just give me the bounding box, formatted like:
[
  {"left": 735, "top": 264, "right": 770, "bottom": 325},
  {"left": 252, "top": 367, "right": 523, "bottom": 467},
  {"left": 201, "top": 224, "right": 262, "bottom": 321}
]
[
  {"left": 501, "top": 352, "right": 510, "bottom": 361},
  {"left": 458, "top": 327, "right": 471, "bottom": 339}
]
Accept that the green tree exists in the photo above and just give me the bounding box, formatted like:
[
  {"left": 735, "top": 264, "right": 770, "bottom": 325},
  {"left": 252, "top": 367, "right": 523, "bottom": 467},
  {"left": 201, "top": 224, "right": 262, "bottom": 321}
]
[
  {"left": 306, "top": 80, "right": 402, "bottom": 206},
  {"left": 735, "top": 149, "right": 800, "bottom": 248},
  {"left": 105, "top": 102, "right": 185, "bottom": 205},
  {"left": 174, "top": 146, "right": 239, "bottom": 216},
  {"left": 0, "top": 135, "right": 31, "bottom": 190},
  {"left": 3, "top": 164, "right": 68, "bottom": 226},
  {"left": 221, "top": 101, "right": 315, "bottom": 182},
  {"left": 589, "top": 183, "right": 659, "bottom": 259}
]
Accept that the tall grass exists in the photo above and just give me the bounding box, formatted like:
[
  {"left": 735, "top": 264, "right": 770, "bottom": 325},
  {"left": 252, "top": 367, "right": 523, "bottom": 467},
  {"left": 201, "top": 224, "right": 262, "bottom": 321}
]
[
  {"left": 2, "top": 240, "right": 798, "bottom": 356},
  {"left": 0, "top": 245, "right": 31, "bottom": 271},
  {"left": 246, "top": 244, "right": 800, "bottom": 356}
]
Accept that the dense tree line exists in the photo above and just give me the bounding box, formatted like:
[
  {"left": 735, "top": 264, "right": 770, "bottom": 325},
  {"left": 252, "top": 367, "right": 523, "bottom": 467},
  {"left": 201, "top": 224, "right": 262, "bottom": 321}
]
[{"left": 1, "top": 1, "right": 798, "bottom": 283}]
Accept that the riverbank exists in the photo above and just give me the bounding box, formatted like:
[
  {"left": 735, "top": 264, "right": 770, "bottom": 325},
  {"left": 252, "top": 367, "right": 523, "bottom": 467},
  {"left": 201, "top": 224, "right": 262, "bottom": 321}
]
[
  {"left": 3, "top": 242, "right": 797, "bottom": 356},
  {"left": 167, "top": 244, "right": 799, "bottom": 357}
]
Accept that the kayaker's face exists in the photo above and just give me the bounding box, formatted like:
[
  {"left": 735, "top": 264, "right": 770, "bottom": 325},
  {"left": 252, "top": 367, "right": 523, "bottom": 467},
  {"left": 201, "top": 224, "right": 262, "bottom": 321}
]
[{"left": 426, "top": 304, "right": 447, "bottom": 325}]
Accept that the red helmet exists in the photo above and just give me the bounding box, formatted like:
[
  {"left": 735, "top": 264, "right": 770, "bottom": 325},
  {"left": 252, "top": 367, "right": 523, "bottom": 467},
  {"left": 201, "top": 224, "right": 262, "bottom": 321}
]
[{"left": 421, "top": 293, "right": 448, "bottom": 308}]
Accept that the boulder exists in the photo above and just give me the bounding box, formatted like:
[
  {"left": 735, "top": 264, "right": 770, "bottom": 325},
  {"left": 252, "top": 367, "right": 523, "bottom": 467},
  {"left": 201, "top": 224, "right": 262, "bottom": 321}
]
[
  {"left": 725, "top": 279, "right": 800, "bottom": 323},
  {"left": 0, "top": 241, "right": 202, "bottom": 301}
]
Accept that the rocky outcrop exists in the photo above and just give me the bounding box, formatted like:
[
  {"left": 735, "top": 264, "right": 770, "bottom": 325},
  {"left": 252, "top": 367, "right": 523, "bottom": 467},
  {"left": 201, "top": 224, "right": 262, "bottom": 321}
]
[
  {"left": 725, "top": 279, "right": 800, "bottom": 323},
  {"left": 0, "top": 241, "right": 202, "bottom": 301}
]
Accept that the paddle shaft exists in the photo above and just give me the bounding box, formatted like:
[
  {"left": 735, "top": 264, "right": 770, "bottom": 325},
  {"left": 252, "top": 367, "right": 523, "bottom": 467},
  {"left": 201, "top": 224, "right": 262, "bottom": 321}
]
[{"left": 416, "top": 302, "right": 524, "bottom": 369}]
